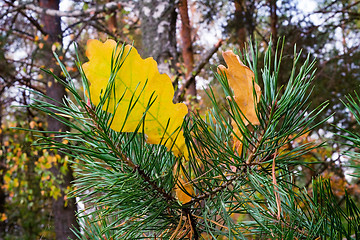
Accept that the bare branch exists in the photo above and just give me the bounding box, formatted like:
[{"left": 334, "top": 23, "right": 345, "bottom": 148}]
[
  {"left": 176, "top": 39, "right": 223, "bottom": 102},
  {"left": 0, "top": 27, "right": 35, "bottom": 41},
  {"left": 23, "top": 1, "right": 130, "bottom": 18},
  {"left": 4, "top": 0, "right": 47, "bottom": 35}
]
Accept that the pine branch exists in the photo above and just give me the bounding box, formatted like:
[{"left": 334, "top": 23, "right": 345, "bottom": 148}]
[
  {"left": 134, "top": 166, "right": 176, "bottom": 202},
  {"left": 27, "top": 38, "right": 360, "bottom": 239},
  {"left": 187, "top": 102, "right": 272, "bottom": 205},
  {"left": 86, "top": 105, "right": 177, "bottom": 203}
]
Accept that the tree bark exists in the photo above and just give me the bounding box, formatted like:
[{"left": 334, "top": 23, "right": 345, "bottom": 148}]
[
  {"left": 268, "top": 0, "right": 278, "bottom": 45},
  {"left": 38, "top": 0, "right": 79, "bottom": 239},
  {"left": 138, "top": 0, "right": 177, "bottom": 76},
  {"left": 179, "top": 0, "right": 196, "bottom": 99},
  {"left": 0, "top": 100, "right": 5, "bottom": 234},
  {"left": 107, "top": 0, "right": 118, "bottom": 34},
  {"left": 234, "top": 0, "right": 247, "bottom": 51}
]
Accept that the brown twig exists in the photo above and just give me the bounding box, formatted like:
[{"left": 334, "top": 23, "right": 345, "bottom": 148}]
[
  {"left": 23, "top": 1, "right": 130, "bottom": 18},
  {"left": 187, "top": 173, "right": 239, "bottom": 204},
  {"left": 182, "top": 208, "right": 198, "bottom": 239},
  {"left": 272, "top": 149, "right": 281, "bottom": 220},
  {"left": 0, "top": 27, "right": 35, "bottom": 41},
  {"left": 176, "top": 39, "right": 223, "bottom": 102},
  {"left": 4, "top": 0, "right": 47, "bottom": 36},
  {"left": 170, "top": 211, "right": 184, "bottom": 240},
  {"left": 135, "top": 166, "right": 176, "bottom": 202},
  {"left": 192, "top": 214, "right": 229, "bottom": 230}
]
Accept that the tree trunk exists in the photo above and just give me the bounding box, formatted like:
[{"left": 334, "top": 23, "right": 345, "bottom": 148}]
[
  {"left": 38, "top": 0, "right": 79, "bottom": 239},
  {"left": 0, "top": 100, "right": 5, "bottom": 234},
  {"left": 107, "top": 0, "right": 118, "bottom": 34},
  {"left": 234, "top": 0, "right": 247, "bottom": 51},
  {"left": 138, "top": 0, "right": 177, "bottom": 76},
  {"left": 179, "top": 0, "right": 196, "bottom": 99},
  {"left": 268, "top": 0, "right": 278, "bottom": 45}
]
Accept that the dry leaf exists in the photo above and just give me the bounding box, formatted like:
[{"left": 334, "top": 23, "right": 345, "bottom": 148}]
[
  {"left": 217, "top": 50, "right": 261, "bottom": 126},
  {"left": 175, "top": 171, "right": 194, "bottom": 204},
  {"left": 217, "top": 51, "right": 261, "bottom": 154}
]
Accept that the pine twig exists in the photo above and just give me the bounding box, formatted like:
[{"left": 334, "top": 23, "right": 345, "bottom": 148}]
[
  {"left": 134, "top": 166, "right": 176, "bottom": 202},
  {"left": 86, "top": 105, "right": 176, "bottom": 203},
  {"left": 188, "top": 173, "right": 240, "bottom": 204}
]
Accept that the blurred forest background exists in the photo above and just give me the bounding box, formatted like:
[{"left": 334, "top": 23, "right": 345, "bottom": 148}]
[{"left": 0, "top": 0, "right": 360, "bottom": 239}]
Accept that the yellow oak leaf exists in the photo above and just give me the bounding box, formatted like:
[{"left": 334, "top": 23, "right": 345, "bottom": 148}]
[
  {"left": 217, "top": 51, "right": 261, "bottom": 155},
  {"left": 82, "top": 39, "right": 188, "bottom": 157}
]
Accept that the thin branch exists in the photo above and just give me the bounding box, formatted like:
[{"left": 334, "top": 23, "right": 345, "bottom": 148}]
[
  {"left": 188, "top": 98, "right": 275, "bottom": 204},
  {"left": 296, "top": 0, "right": 360, "bottom": 25},
  {"left": 89, "top": 20, "right": 120, "bottom": 40},
  {"left": 0, "top": 27, "right": 35, "bottom": 41},
  {"left": 4, "top": 0, "right": 46, "bottom": 35},
  {"left": 63, "top": 17, "right": 93, "bottom": 55},
  {"left": 316, "top": 44, "right": 360, "bottom": 77},
  {"left": 135, "top": 165, "right": 176, "bottom": 202},
  {"left": 313, "top": 0, "right": 360, "bottom": 15},
  {"left": 169, "top": 211, "right": 184, "bottom": 240},
  {"left": 188, "top": 173, "right": 239, "bottom": 204},
  {"left": 6, "top": 58, "right": 43, "bottom": 69},
  {"left": 23, "top": 1, "right": 130, "bottom": 18},
  {"left": 176, "top": 39, "right": 223, "bottom": 102},
  {"left": 272, "top": 149, "right": 281, "bottom": 220},
  {"left": 192, "top": 214, "right": 229, "bottom": 230}
]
